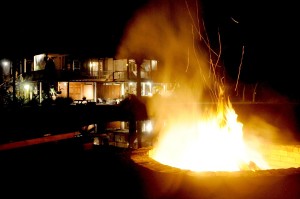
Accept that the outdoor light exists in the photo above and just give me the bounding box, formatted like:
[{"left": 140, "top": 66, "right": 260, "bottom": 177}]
[
  {"left": 1, "top": 60, "right": 9, "bottom": 67},
  {"left": 144, "top": 120, "right": 153, "bottom": 134},
  {"left": 24, "top": 84, "right": 30, "bottom": 91},
  {"left": 23, "top": 84, "right": 31, "bottom": 99},
  {"left": 1, "top": 59, "right": 11, "bottom": 75}
]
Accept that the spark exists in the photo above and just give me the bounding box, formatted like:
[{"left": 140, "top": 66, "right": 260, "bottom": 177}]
[{"left": 231, "top": 17, "right": 239, "bottom": 24}]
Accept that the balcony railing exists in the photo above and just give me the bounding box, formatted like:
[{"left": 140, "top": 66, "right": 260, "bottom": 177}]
[{"left": 29, "top": 68, "right": 152, "bottom": 82}]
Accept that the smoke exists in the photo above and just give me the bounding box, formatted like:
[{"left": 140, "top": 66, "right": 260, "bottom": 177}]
[
  {"left": 118, "top": 0, "right": 219, "bottom": 97},
  {"left": 115, "top": 0, "right": 228, "bottom": 141},
  {"left": 116, "top": 0, "right": 300, "bottom": 156}
]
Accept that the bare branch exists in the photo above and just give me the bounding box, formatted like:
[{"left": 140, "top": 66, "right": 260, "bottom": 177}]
[{"left": 235, "top": 45, "right": 245, "bottom": 93}]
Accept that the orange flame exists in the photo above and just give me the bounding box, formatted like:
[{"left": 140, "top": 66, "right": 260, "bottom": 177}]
[
  {"left": 115, "top": 0, "right": 274, "bottom": 172},
  {"left": 149, "top": 98, "right": 270, "bottom": 172}
]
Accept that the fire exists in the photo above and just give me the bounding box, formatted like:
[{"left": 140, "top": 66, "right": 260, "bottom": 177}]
[
  {"left": 116, "top": 0, "right": 274, "bottom": 172},
  {"left": 149, "top": 98, "right": 270, "bottom": 172}
]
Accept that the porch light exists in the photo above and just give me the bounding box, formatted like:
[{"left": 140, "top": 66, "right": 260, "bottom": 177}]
[
  {"left": 24, "top": 84, "right": 30, "bottom": 91},
  {"left": 1, "top": 59, "right": 11, "bottom": 75}
]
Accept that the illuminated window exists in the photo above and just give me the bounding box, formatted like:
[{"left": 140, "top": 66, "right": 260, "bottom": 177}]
[
  {"left": 89, "top": 60, "right": 99, "bottom": 76},
  {"left": 33, "top": 54, "right": 47, "bottom": 71}
]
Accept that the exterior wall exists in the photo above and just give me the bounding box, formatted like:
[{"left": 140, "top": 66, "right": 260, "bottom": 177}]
[
  {"left": 52, "top": 55, "right": 67, "bottom": 70},
  {"left": 262, "top": 144, "right": 300, "bottom": 169}
]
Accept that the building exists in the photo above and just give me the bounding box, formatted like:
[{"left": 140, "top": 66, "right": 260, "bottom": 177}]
[
  {"left": 1, "top": 52, "right": 175, "bottom": 148},
  {"left": 15, "top": 52, "right": 173, "bottom": 105}
]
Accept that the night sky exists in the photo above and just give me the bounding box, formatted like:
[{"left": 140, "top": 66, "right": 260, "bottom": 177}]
[
  {"left": 0, "top": 0, "right": 148, "bottom": 57},
  {"left": 200, "top": 0, "right": 299, "bottom": 99},
  {"left": 1, "top": 0, "right": 299, "bottom": 99}
]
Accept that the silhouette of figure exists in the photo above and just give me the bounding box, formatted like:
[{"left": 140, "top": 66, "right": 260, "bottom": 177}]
[
  {"left": 43, "top": 56, "right": 56, "bottom": 99},
  {"left": 118, "top": 94, "right": 148, "bottom": 149}
]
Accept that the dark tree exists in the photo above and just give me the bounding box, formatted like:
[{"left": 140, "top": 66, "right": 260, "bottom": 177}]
[{"left": 43, "top": 56, "right": 57, "bottom": 100}]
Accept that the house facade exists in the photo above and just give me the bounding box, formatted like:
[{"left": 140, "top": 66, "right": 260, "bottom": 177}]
[{"left": 14, "top": 52, "right": 174, "bottom": 105}]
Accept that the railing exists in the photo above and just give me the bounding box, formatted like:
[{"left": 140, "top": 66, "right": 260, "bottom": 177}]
[
  {"left": 0, "top": 104, "right": 149, "bottom": 145},
  {"left": 113, "top": 71, "right": 127, "bottom": 81},
  {"left": 29, "top": 68, "right": 153, "bottom": 82}
]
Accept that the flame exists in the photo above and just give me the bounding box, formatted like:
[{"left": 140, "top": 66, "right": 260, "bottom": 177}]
[
  {"left": 149, "top": 98, "right": 270, "bottom": 172},
  {"left": 115, "top": 0, "right": 273, "bottom": 172}
]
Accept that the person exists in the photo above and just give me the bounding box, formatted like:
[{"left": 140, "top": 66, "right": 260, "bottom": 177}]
[
  {"left": 119, "top": 94, "right": 137, "bottom": 149},
  {"left": 128, "top": 117, "right": 137, "bottom": 149},
  {"left": 118, "top": 94, "right": 148, "bottom": 149}
]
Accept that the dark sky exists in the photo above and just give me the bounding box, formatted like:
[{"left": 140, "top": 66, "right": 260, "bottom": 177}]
[
  {"left": 1, "top": 0, "right": 299, "bottom": 99},
  {"left": 200, "top": 0, "right": 299, "bottom": 99},
  {"left": 0, "top": 1, "right": 148, "bottom": 57}
]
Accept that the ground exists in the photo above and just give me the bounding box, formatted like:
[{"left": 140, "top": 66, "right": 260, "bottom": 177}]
[{"left": 1, "top": 139, "right": 300, "bottom": 199}]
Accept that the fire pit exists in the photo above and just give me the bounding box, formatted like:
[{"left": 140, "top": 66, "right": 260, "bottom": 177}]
[{"left": 131, "top": 146, "right": 300, "bottom": 199}]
